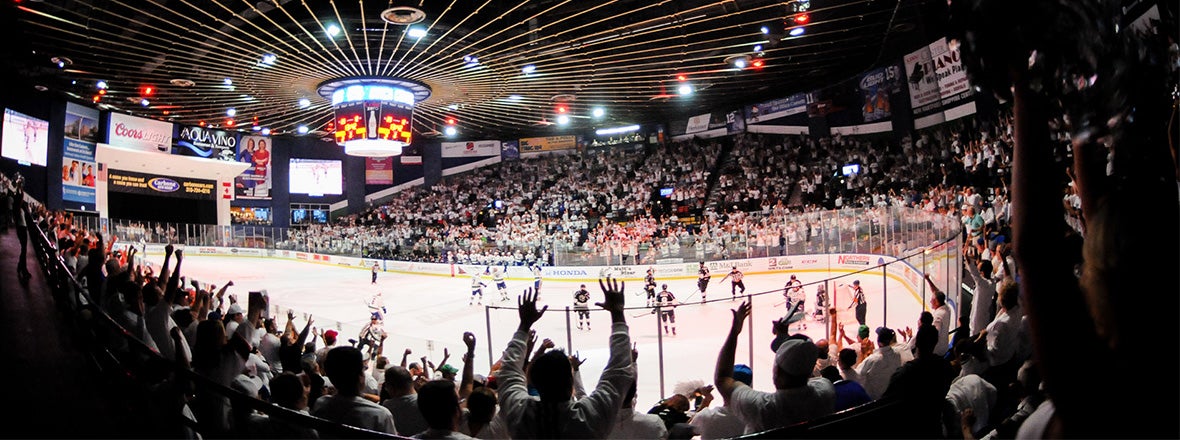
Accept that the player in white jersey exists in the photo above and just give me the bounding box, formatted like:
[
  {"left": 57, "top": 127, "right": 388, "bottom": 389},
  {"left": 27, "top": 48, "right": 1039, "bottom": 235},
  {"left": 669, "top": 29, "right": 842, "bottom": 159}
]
[
  {"left": 573, "top": 284, "right": 591, "bottom": 330},
  {"left": 531, "top": 264, "right": 544, "bottom": 292},
  {"left": 719, "top": 266, "right": 746, "bottom": 299},
  {"left": 490, "top": 266, "right": 508, "bottom": 301},
  {"left": 366, "top": 291, "right": 387, "bottom": 320},
  {"left": 470, "top": 274, "right": 488, "bottom": 306},
  {"left": 655, "top": 284, "right": 677, "bottom": 335}
]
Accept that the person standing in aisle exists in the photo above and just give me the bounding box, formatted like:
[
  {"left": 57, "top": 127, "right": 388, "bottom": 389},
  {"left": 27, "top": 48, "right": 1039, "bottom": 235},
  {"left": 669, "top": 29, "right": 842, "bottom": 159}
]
[
  {"left": 644, "top": 267, "right": 658, "bottom": 307},
  {"left": 574, "top": 284, "right": 592, "bottom": 330},
  {"left": 719, "top": 266, "right": 746, "bottom": 300},
  {"left": 656, "top": 284, "right": 678, "bottom": 336},
  {"left": 371, "top": 262, "right": 379, "bottom": 284},
  {"left": 470, "top": 273, "right": 488, "bottom": 306},
  {"left": 697, "top": 262, "right": 712, "bottom": 304},
  {"left": 846, "top": 280, "right": 868, "bottom": 326}
]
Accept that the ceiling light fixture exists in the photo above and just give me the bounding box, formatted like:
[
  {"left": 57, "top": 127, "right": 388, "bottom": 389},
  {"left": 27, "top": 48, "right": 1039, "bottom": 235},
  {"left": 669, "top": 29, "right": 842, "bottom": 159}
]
[
  {"left": 299, "top": 98, "right": 311, "bottom": 108},
  {"left": 556, "top": 114, "right": 570, "bottom": 125},
  {"left": 297, "top": 125, "right": 309, "bottom": 134},
  {"left": 789, "top": 27, "right": 805, "bottom": 37},
  {"left": 522, "top": 64, "right": 536, "bottom": 75},
  {"left": 407, "top": 26, "right": 427, "bottom": 39},
  {"left": 261, "top": 53, "right": 277, "bottom": 65},
  {"left": 444, "top": 126, "right": 457, "bottom": 136},
  {"left": 326, "top": 24, "right": 341, "bottom": 37},
  {"left": 678, "top": 84, "right": 693, "bottom": 96},
  {"left": 592, "top": 107, "right": 605, "bottom": 118},
  {"left": 226, "top": 108, "right": 237, "bottom": 117}
]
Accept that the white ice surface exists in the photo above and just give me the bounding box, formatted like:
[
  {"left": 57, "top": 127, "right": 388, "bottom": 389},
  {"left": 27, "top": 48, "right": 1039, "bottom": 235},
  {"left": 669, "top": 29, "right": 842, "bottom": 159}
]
[{"left": 173, "top": 254, "right": 927, "bottom": 407}]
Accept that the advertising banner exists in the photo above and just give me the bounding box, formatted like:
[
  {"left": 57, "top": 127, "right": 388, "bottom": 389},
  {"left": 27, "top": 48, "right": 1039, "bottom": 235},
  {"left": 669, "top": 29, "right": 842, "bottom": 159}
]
[
  {"left": 501, "top": 140, "right": 520, "bottom": 161},
  {"left": 904, "top": 44, "right": 942, "bottom": 114},
  {"left": 930, "top": 38, "right": 973, "bottom": 106},
  {"left": 173, "top": 125, "right": 239, "bottom": 161},
  {"left": 62, "top": 103, "right": 98, "bottom": 207},
  {"left": 442, "top": 140, "right": 501, "bottom": 158},
  {"left": 234, "top": 135, "right": 272, "bottom": 199},
  {"left": 858, "top": 63, "right": 903, "bottom": 122},
  {"left": 365, "top": 157, "right": 395, "bottom": 185},
  {"left": 401, "top": 143, "right": 423, "bottom": 165},
  {"left": 106, "top": 112, "right": 173, "bottom": 153},
  {"left": 745, "top": 93, "right": 810, "bottom": 124},
  {"left": 519, "top": 135, "right": 576, "bottom": 154},
  {"left": 107, "top": 168, "right": 216, "bottom": 200}
]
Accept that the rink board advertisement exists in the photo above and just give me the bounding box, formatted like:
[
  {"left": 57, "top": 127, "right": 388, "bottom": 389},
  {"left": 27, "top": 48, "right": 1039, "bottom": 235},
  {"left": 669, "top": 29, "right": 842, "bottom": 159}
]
[{"left": 146, "top": 247, "right": 925, "bottom": 301}]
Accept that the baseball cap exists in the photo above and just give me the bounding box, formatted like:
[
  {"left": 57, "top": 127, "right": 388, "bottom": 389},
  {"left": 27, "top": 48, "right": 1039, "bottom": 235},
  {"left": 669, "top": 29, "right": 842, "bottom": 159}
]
[
  {"left": 876, "top": 326, "right": 896, "bottom": 344},
  {"left": 774, "top": 338, "right": 819, "bottom": 380},
  {"left": 226, "top": 304, "right": 243, "bottom": 316},
  {"left": 733, "top": 364, "right": 753, "bottom": 386},
  {"left": 324, "top": 329, "right": 338, "bottom": 339},
  {"left": 857, "top": 325, "right": 871, "bottom": 339},
  {"left": 439, "top": 364, "right": 459, "bottom": 375}
]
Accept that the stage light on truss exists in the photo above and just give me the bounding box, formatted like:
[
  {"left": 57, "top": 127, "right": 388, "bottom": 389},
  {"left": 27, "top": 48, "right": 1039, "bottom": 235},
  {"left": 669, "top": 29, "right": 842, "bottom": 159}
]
[
  {"left": 678, "top": 84, "right": 693, "bottom": 96},
  {"left": 444, "top": 126, "right": 457, "bottom": 136},
  {"left": 96, "top": 81, "right": 108, "bottom": 90},
  {"left": 407, "top": 26, "right": 427, "bottom": 39},
  {"left": 297, "top": 125, "right": 309, "bottom": 134},
  {"left": 326, "top": 24, "right": 341, "bottom": 37},
  {"left": 556, "top": 114, "right": 570, "bottom": 125},
  {"left": 761, "top": 26, "right": 770, "bottom": 34},
  {"left": 592, "top": 107, "right": 605, "bottom": 118}
]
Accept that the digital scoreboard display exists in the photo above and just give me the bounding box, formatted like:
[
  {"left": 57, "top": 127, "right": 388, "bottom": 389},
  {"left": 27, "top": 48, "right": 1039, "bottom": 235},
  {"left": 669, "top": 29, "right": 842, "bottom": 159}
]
[{"left": 334, "top": 102, "right": 413, "bottom": 146}]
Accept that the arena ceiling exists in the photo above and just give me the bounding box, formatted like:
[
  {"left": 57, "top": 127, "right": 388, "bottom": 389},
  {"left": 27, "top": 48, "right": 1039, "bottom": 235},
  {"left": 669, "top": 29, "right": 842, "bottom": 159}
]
[{"left": 2, "top": 0, "right": 948, "bottom": 140}]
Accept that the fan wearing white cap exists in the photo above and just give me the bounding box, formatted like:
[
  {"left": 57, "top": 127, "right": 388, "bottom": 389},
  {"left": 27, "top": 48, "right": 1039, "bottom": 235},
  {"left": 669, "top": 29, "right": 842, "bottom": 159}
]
[{"left": 714, "top": 301, "right": 835, "bottom": 434}]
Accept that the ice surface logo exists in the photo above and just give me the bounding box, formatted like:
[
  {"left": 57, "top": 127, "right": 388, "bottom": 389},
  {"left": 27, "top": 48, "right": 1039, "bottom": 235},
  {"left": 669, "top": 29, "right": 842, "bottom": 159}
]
[{"left": 148, "top": 177, "right": 180, "bottom": 193}]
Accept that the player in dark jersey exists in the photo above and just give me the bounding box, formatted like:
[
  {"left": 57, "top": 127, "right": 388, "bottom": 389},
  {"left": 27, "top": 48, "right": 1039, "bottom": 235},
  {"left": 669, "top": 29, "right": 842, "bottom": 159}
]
[
  {"left": 697, "top": 262, "right": 711, "bottom": 304},
  {"left": 574, "top": 284, "right": 591, "bottom": 330},
  {"left": 656, "top": 284, "right": 677, "bottom": 335},
  {"left": 644, "top": 268, "right": 657, "bottom": 307}
]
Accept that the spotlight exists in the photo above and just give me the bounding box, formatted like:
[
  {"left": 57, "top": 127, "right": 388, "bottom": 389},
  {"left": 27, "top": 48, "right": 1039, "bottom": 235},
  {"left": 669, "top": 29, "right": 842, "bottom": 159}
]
[
  {"left": 760, "top": 26, "right": 770, "bottom": 34},
  {"left": 734, "top": 58, "right": 747, "bottom": 69},
  {"left": 793, "top": 13, "right": 810, "bottom": 24},
  {"left": 445, "top": 117, "right": 457, "bottom": 125},
  {"left": 789, "top": 27, "right": 805, "bottom": 37},
  {"left": 407, "top": 26, "right": 427, "bottom": 39},
  {"left": 752, "top": 59, "right": 765, "bottom": 68},
  {"left": 96, "top": 81, "right": 108, "bottom": 89},
  {"left": 261, "top": 128, "right": 271, "bottom": 136},
  {"left": 326, "top": 24, "right": 341, "bottom": 37},
  {"left": 463, "top": 55, "right": 479, "bottom": 66},
  {"left": 508, "top": 94, "right": 523, "bottom": 101},
  {"left": 261, "top": 53, "right": 277, "bottom": 65},
  {"left": 199, "top": 120, "right": 206, "bottom": 127},
  {"left": 297, "top": 125, "right": 309, "bottom": 134},
  {"left": 522, "top": 64, "right": 536, "bottom": 74},
  {"left": 447, "top": 104, "right": 459, "bottom": 110},
  {"left": 253, "top": 125, "right": 262, "bottom": 131},
  {"left": 226, "top": 119, "right": 235, "bottom": 127},
  {"left": 140, "top": 99, "right": 150, "bottom": 107},
  {"left": 227, "top": 108, "right": 237, "bottom": 117},
  {"left": 676, "top": 74, "right": 687, "bottom": 82},
  {"left": 299, "top": 98, "right": 311, "bottom": 108},
  {"left": 753, "top": 44, "right": 763, "bottom": 52},
  {"left": 678, "top": 84, "right": 693, "bottom": 96},
  {"left": 444, "top": 126, "right": 457, "bottom": 136},
  {"left": 556, "top": 114, "right": 570, "bottom": 125},
  {"left": 592, "top": 107, "right": 605, "bottom": 118},
  {"left": 224, "top": 78, "right": 233, "bottom": 86}
]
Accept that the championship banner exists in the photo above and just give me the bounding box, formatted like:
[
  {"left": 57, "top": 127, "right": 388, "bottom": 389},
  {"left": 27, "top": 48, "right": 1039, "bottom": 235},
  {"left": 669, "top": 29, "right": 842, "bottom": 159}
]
[
  {"left": 62, "top": 103, "right": 98, "bottom": 207},
  {"left": 173, "top": 125, "right": 239, "bottom": 161},
  {"left": 365, "top": 157, "right": 394, "bottom": 184},
  {"left": 106, "top": 112, "right": 173, "bottom": 153},
  {"left": 858, "top": 63, "right": 903, "bottom": 122},
  {"left": 233, "top": 135, "right": 272, "bottom": 199},
  {"left": 725, "top": 109, "right": 746, "bottom": 134},
  {"left": 930, "top": 38, "right": 973, "bottom": 106},
  {"left": 904, "top": 44, "right": 942, "bottom": 114},
  {"left": 745, "top": 93, "right": 810, "bottom": 124},
  {"left": 107, "top": 169, "right": 216, "bottom": 200},
  {"left": 519, "top": 135, "right": 576, "bottom": 153},
  {"left": 685, "top": 113, "right": 711, "bottom": 134},
  {"left": 442, "top": 140, "right": 501, "bottom": 158}
]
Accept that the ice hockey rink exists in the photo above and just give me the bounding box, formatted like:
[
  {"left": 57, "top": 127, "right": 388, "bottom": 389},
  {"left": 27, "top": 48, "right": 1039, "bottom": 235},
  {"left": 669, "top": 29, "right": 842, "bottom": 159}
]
[{"left": 173, "top": 253, "right": 929, "bottom": 405}]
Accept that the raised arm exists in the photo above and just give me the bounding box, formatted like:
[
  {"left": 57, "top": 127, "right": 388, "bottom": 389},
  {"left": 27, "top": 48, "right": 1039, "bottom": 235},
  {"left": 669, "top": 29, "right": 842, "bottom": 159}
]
[
  {"left": 714, "top": 301, "right": 751, "bottom": 401},
  {"left": 157, "top": 243, "right": 174, "bottom": 289},
  {"left": 575, "top": 276, "right": 634, "bottom": 438},
  {"left": 459, "top": 332, "right": 476, "bottom": 399},
  {"left": 163, "top": 249, "right": 184, "bottom": 305}
]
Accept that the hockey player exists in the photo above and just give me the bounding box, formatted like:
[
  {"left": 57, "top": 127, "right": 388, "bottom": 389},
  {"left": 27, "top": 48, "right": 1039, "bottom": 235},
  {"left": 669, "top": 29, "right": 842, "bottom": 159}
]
[
  {"left": 814, "top": 282, "right": 828, "bottom": 325},
  {"left": 366, "top": 291, "right": 388, "bottom": 320},
  {"left": 697, "top": 262, "right": 711, "bottom": 304},
  {"left": 358, "top": 311, "right": 387, "bottom": 362},
  {"left": 644, "top": 267, "right": 657, "bottom": 307},
  {"left": 470, "top": 273, "right": 488, "bottom": 305},
  {"left": 573, "top": 284, "right": 591, "bottom": 330},
  {"left": 655, "top": 284, "right": 678, "bottom": 335},
  {"left": 784, "top": 275, "right": 805, "bottom": 329},
  {"left": 719, "top": 266, "right": 746, "bottom": 299},
  {"left": 371, "top": 262, "right": 379, "bottom": 284},
  {"left": 530, "top": 264, "right": 544, "bottom": 292},
  {"left": 490, "top": 266, "right": 509, "bottom": 301}
]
